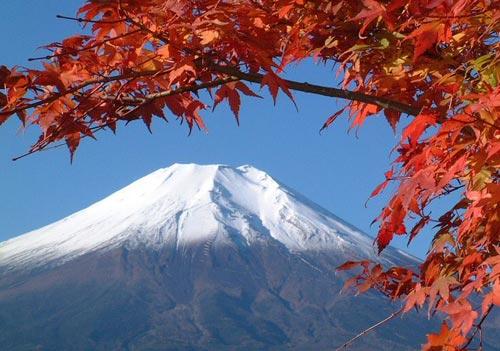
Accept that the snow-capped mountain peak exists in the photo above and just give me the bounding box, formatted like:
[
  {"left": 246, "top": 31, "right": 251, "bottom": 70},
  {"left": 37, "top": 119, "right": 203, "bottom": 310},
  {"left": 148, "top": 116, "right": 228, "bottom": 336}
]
[{"left": 0, "top": 163, "right": 412, "bottom": 272}]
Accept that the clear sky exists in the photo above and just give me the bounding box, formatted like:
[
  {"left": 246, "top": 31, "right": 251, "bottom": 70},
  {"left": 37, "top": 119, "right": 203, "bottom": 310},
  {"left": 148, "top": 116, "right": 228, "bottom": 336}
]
[{"left": 0, "top": 1, "right": 433, "bottom": 258}]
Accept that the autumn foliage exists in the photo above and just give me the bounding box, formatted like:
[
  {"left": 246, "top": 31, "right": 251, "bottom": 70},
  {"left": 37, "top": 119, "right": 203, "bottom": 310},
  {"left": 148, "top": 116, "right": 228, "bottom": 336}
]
[{"left": 0, "top": 0, "right": 499, "bottom": 349}]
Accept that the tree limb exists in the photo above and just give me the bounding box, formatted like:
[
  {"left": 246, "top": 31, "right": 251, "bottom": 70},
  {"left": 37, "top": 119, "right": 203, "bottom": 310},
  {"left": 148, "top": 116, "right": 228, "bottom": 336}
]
[
  {"left": 1, "top": 68, "right": 420, "bottom": 119},
  {"left": 212, "top": 65, "right": 421, "bottom": 116}
]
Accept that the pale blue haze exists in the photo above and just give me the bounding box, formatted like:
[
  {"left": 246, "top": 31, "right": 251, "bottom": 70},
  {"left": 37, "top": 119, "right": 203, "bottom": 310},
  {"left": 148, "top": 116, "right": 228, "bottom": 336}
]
[{"left": 0, "top": 1, "right": 434, "bottom": 258}]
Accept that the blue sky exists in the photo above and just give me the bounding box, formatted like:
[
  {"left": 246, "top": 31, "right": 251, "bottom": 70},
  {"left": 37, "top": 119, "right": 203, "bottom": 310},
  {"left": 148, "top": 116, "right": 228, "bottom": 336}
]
[{"left": 0, "top": 1, "right": 433, "bottom": 258}]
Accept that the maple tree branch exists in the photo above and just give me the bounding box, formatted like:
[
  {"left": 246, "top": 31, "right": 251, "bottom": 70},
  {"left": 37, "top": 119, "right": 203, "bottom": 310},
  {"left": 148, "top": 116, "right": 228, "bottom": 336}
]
[
  {"left": 1, "top": 66, "right": 420, "bottom": 121},
  {"left": 28, "top": 29, "right": 142, "bottom": 62},
  {"left": 212, "top": 65, "right": 422, "bottom": 116},
  {"left": 100, "top": 77, "right": 239, "bottom": 105},
  {"left": 94, "top": 66, "right": 420, "bottom": 117},
  {"left": 418, "top": 7, "right": 493, "bottom": 19},
  {"left": 13, "top": 68, "right": 412, "bottom": 161},
  {"left": 447, "top": 113, "right": 500, "bottom": 131},
  {"left": 56, "top": 14, "right": 126, "bottom": 24},
  {"left": 460, "top": 305, "right": 494, "bottom": 351},
  {"left": 12, "top": 141, "right": 67, "bottom": 161},
  {"left": 0, "top": 69, "right": 165, "bottom": 117},
  {"left": 334, "top": 306, "right": 404, "bottom": 350},
  {"left": 118, "top": 2, "right": 421, "bottom": 116},
  {"left": 426, "top": 183, "right": 466, "bottom": 205},
  {"left": 11, "top": 77, "right": 238, "bottom": 161},
  {"left": 5, "top": 4, "right": 421, "bottom": 127}
]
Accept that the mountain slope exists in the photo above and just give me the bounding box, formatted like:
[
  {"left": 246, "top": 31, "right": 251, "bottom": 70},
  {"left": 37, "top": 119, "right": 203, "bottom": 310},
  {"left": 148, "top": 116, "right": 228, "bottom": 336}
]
[{"left": 0, "top": 164, "right": 495, "bottom": 350}]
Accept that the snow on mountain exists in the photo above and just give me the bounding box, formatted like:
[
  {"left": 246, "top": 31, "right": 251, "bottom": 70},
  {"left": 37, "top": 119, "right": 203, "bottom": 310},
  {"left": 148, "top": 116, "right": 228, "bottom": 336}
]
[{"left": 0, "top": 163, "right": 415, "bottom": 272}]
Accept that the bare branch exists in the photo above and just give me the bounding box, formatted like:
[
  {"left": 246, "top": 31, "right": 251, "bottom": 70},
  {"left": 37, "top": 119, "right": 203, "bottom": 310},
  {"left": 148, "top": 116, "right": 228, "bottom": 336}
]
[
  {"left": 334, "top": 307, "right": 404, "bottom": 351},
  {"left": 56, "top": 14, "right": 126, "bottom": 24}
]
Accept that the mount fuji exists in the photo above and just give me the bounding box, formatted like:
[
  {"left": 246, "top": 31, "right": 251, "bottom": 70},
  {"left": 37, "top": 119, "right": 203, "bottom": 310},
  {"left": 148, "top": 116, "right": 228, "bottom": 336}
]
[
  {"left": 0, "top": 163, "right": 416, "bottom": 271},
  {"left": 0, "top": 164, "right": 466, "bottom": 350}
]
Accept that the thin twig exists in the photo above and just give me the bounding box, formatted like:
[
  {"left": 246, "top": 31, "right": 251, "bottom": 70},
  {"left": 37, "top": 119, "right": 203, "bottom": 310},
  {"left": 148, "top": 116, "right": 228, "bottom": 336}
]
[
  {"left": 334, "top": 306, "right": 404, "bottom": 350},
  {"left": 12, "top": 142, "right": 67, "bottom": 161},
  {"left": 460, "top": 305, "right": 494, "bottom": 351},
  {"left": 99, "top": 76, "right": 239, "bottom": 105},
  {"left": 28, "top": 29, "right": 142, "bottom": 62},
  {"left": 56, "top": 14, "right": 126, "bottom": 24}
]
